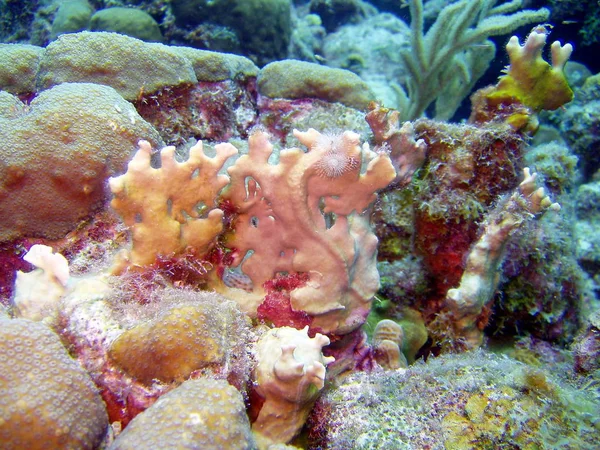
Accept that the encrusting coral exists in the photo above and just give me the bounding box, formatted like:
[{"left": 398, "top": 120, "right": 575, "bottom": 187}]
[
  {"left": 108, "top": 128, "right": 397, "bottom": 338},
  {"left": 437, "top": 168, "right": 561, "bottom": 350},
  {"left": 372, "top": 25, "right": 576, "bottom": 354}
]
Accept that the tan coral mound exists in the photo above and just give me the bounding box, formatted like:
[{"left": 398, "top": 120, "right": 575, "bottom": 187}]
[
  {"left": 0, "top": 82, "right": 162, "bottom": 241},
  {"left": 108, "top": 299, "right": 249, "bottom": 384},
  {"left": 109, "top": 377, "right": 256, "bottom": 450},
  {"left": 0, "top": 317, "right": 108, "bottom": 450}
]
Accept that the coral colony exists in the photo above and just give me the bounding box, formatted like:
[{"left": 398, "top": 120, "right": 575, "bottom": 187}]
[{"left": 2, "top": 4, "right": 600, "bottom": 449}]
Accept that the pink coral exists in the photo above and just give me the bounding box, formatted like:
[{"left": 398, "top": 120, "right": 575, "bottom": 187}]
[{"left": 221, "top": 129, "right": 396, "bottom": 335}]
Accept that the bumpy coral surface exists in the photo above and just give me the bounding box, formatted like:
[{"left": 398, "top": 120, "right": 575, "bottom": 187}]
[
  {"left": 109, "top": 377, "right": 256, "bottom": 450},
  {"left": 108, "top": 302, "right": 248, "bottom": 384},
  {"left": 0, "top": 317, "right": 109, "bottom": 450},
  {"left": 37, "top": 31, "right": 197, "bottom": 100},
  {"left": 0, "top": 82, "right": 162, "bottom": 241},
  {"left": 59, "top": 281, "right": 252, "bottom": 426},
  {"left": 0, "top": 43, "right": 43, "bottom": 94},
  {"left": 310, "top": 351, "right": 600, "bottom": 449},
  {"left": 258, "top": 59, "right": 375, "bottom": 110}
]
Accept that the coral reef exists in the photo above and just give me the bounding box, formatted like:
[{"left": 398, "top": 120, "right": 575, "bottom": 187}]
[
  {"left": 170, "top": 0, "right": 292, "bottom": 66},
  {"left": 548, "top": 72, "right": 600, "bottom": 180},
  {"left": 437, "top": 168, "right": 560, "bottom": 350},
  {"left": 0, "top": 43, "right": 43, "bottom": 94},
  {"left": 37, "top": 31, "right": 197, "bottom": 99},
  {"left": 492, "top": 140, "right": 586, "bottom": 344},
  {"left": 50, "top": 0, "right": 93, "bottom": 40},
  {"left": 108, "top": 303, "right": 246, "bottom": 384},
  {"left": 573, "top": 310, "right": 600, "bottom": 374},
  {"left": 108, "top": 139, "right": 235, "bottom": 268},
  {"left": 372, "top": 318, "right": 408, "bottom": 369},
  {"left": 57, "top": 282, "right": 252, "bottom": 426},
  {"left": 320, "top": 12, "right": 410, "bottom": 106},
  {"left": 308, "top": 0, "right": 370, "bottom": 32},
  {"left": 221, "top": 128, "right": 395, "bottom": 334},
  {"left": 1, "top": 7, "right": 596, "bottom": 450},
  {"left": 366, "top": 104, "right": 427, "bottom": 187},
  {"left": 575, "top": 180, "right": 600, "bottom": 288},
  {"left": 0, "top": 82, "right": 162, "bottom": 242},
  {"left": 369, "top": 26, "right": 579, "bottom": 353},
  {"left": 393, "top": 0, "right": 550, "bottom": 120}
]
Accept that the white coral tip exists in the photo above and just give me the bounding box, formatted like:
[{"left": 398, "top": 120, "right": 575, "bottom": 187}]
[
  {"left": 274, "top": 345, "right": 304, "bottom": 381},
  {"left": 551, "top": 41, "right": 573, "bottom": 69},
  {"left": 323, "top": 355, "right": 336, "bottom": 366},
  {"left": 305, "top": 362, "right": 327, "bottom": 390},
  {"left": 23, "top": 245, "right": 69, "bottom": 286},
  {"left": 314, "top": 333, "right": 331, "bottom": 348}
]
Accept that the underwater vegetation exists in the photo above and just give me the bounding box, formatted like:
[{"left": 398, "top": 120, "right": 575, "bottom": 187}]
[{"left": 1, "top": 1, "right": 599, "bottom": 449}]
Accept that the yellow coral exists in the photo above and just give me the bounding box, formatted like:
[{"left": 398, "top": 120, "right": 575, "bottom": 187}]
[
  {"left": 488, "top": 26, "right": 573, "bottom": 112},
  {"left": 109, "top": 139, "right": 236, "bottom": 268}
]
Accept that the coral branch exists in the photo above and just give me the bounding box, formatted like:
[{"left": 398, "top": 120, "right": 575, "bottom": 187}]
[
  {"left": 441, "top": 168, "right": 560, "bottom": 349},
  {"left": 252, "top": 326, "right": 334, "bottom": 448},
  {"left": 397, "top": 0, "right": 549, "bottom": 120},
  {"left": 109, "top": 140, "right": 237, "bottom": 268}
]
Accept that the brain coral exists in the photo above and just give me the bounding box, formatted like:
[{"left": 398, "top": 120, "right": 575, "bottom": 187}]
[
  {"left": 0, "top": 82, "right": 162, "bottom": 242},
  {"left": 0, "top": 317, "right": 109, "bottom": 450},
  {"left": 109, "top": 377, "right": 256, "bottom": 450}
]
